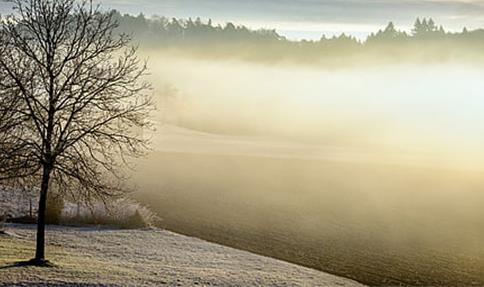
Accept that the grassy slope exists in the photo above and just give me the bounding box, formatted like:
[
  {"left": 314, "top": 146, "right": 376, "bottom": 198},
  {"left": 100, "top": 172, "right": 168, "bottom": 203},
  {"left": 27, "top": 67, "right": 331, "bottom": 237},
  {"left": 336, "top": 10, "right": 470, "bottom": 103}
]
[{"left": 0, "top": 225, "right": 364, "bottom": 287}]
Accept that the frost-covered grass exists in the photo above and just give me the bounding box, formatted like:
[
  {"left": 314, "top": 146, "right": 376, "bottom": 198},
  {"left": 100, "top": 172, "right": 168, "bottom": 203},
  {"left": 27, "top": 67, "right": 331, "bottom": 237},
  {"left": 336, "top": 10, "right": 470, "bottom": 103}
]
[
  {"left": 62, "top": 199, "right": 161, "bottom": 229},
  {"left": 0, "top": 225, "right": 364, "bottom": 287},
  {"left": 0, "top": 187, "right": 159, "bottom": 229},
  {"left": 0, "top": 188, "right": 37, "bottom": 219}
]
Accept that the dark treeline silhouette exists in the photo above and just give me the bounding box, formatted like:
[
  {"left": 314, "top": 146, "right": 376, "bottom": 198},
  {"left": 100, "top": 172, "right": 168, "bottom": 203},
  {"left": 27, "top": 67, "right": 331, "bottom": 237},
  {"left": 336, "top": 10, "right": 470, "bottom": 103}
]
[
  {"left": 113, "top": 11, "right": 484, "bottom": 64},
  {"left": 112, "top": 12, "right": 283, "bottom": 44}
]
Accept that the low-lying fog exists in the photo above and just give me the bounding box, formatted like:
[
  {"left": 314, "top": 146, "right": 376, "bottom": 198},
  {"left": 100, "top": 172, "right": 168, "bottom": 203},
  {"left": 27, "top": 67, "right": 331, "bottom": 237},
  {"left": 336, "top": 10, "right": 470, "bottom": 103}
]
[
  {"left": 145, "top": 52, "right": 484, "bottom": 170},
  {"left": 131, "top": 52, "right": 484, "bottom": 285}
]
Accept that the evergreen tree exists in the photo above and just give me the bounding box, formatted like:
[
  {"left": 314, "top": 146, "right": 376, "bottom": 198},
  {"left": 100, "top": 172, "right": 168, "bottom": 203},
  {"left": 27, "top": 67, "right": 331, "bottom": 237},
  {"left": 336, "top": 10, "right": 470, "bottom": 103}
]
[
  {"left": 413, "top": 18, "right": 423, "bottom": 36},
  {"left": 439, "top": 25, "right": 445, "bottom": 34},
  {"left": 384, "top": 22, "right": 396, "bottom": 34},
  {"left": 428, "top": 18, "right": 436, "bottom": 32}
]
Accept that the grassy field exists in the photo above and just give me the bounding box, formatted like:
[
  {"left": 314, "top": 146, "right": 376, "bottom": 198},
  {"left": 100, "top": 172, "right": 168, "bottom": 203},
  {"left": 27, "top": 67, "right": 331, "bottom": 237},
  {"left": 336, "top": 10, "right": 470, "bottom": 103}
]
[
  {"left": 0, "top": 225, "right": 363, "bottom": 287},
  {"left": 0, "top": 232, "right": 133, "bottom": 286},
  {"left": 134, "top": 152, "right": 484, "bottom": 287}
]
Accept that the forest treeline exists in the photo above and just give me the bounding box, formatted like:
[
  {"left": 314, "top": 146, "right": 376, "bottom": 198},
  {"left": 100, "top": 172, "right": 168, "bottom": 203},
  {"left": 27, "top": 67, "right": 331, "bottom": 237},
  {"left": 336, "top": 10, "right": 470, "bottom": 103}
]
[{"left": 113, "top": 11, "right": 484, "bottom": 64}]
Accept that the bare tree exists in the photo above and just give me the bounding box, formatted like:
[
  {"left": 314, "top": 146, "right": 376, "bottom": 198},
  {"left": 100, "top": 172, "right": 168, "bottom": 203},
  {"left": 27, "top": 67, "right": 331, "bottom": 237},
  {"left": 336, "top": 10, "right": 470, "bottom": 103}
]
[{"left": 0, "top": 0, "right": 152, "bottom": 265}]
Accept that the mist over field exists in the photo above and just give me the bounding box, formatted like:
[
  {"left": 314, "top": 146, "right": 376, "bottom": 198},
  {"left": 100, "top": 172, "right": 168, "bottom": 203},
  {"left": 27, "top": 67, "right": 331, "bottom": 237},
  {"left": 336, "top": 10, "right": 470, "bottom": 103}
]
[
  {"left": 144, "top": 53, "right": 484, "bottom": 169},
  {"left": 129, "top": 49, "right": 484, "bottom": 285}
]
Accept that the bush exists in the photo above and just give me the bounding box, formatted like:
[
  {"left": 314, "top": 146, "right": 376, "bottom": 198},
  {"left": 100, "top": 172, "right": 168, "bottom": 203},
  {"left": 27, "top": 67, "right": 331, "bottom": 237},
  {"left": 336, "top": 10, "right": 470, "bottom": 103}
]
[
  {"left": 45, "top": 193, "right": 64, "bottom": 225},
  {"left": 62, "top": 198, "right": 160, "bottom": 229}
]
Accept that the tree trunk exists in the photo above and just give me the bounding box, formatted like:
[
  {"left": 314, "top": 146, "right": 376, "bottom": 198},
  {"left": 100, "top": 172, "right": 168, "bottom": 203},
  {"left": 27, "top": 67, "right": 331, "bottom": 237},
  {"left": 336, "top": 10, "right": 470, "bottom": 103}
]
[{"left": 34, "top": 166, "right": 51, "bottom": 263}]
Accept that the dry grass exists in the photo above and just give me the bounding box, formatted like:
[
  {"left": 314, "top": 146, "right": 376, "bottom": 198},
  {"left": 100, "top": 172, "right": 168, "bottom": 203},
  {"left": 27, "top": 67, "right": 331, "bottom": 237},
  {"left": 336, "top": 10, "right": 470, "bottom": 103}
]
[
  {"left": 0, "top": 186, "right": 159, "bottom": 229},
  {"left": 61, "top": 199, "right": 161, "bottom": 229}
]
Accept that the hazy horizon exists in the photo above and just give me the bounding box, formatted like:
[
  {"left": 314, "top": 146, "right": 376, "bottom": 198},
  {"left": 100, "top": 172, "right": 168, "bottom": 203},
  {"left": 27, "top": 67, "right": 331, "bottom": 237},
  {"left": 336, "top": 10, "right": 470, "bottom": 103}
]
[
  {"left": 1, "top": 0, "right": 483, "bottom": 40},
  {"left": 102, "top": 0, "right": 484, "bottom": 40}
]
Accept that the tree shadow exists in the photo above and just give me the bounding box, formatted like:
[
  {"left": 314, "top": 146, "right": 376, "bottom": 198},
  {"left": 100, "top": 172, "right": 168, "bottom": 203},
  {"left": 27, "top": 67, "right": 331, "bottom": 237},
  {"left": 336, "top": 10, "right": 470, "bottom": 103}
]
[
  {"left": 0, "top": 259, "right": 56, "bottom": 269},
  {"left": 0, "top": 284, "right": 103, "bottom": 287}
]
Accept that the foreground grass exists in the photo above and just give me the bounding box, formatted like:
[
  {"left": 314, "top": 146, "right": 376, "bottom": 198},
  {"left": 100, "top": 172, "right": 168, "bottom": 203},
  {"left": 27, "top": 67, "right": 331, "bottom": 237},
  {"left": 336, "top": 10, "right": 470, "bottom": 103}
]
[
  {"left": 0, "top": 225, "right": 363, "bottom": 287},
  {"left": 0, "top": 234, "right": 136, "bottom": 286}
]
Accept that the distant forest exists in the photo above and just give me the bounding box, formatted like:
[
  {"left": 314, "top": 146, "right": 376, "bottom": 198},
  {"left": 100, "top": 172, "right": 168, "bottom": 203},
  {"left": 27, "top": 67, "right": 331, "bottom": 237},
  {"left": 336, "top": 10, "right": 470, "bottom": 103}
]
[{"left": 113, "top": 11, "right": 484, "bottom": 63}]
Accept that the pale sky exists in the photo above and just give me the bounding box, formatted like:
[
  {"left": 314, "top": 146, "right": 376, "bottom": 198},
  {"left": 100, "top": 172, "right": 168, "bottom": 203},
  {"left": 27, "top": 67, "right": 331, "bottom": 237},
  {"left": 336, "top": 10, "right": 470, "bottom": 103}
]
[{"left": 2, "top": 0, "right": 484, "bottom": 40}]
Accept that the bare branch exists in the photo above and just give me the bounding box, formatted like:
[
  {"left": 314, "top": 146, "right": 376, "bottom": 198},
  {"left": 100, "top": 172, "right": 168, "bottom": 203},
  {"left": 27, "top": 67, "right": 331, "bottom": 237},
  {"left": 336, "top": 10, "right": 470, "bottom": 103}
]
[{"left": 0, "top": 0, "right": 153, "bottom": 203}]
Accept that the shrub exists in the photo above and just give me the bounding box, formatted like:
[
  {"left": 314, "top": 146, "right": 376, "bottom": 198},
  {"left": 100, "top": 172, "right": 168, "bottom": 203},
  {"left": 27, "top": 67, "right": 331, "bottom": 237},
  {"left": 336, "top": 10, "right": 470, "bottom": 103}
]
[
  {"left": 45, "top": 194, "right": 64, "bottom": 225},
  {"left": 62, "top": 198, "right": 160, "bottom": 229}
]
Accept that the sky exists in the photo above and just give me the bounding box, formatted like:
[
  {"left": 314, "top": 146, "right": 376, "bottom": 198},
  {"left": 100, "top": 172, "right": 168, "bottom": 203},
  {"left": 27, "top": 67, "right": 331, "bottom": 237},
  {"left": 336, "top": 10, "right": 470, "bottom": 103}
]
[{"left": 2, "top": 0, "right": 484, "bottom": 40}]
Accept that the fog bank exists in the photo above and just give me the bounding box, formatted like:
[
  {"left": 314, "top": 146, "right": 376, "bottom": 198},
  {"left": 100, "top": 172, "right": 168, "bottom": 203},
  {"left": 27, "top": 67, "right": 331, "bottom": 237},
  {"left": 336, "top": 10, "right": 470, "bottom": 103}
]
[{"left": 145, "top": 52, "right": 484, "bottom": 171}]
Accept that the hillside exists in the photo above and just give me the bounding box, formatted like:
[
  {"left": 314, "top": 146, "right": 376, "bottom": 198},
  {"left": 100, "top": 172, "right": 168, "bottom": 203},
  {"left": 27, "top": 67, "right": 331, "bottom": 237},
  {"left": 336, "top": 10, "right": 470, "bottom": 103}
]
[
  {"left": 0, "top": 225, "right": 364, "bottom": 286},
  {"left": 132, "top": 126, "right": 484, "bottom": 286}
]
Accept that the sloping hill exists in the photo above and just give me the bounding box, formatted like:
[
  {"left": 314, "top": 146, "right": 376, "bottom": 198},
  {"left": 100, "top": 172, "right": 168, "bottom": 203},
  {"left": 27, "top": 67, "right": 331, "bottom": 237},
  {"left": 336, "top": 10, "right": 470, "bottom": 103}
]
[{"left": 0, "top": 225, "right": 364, "bottom": 287}]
